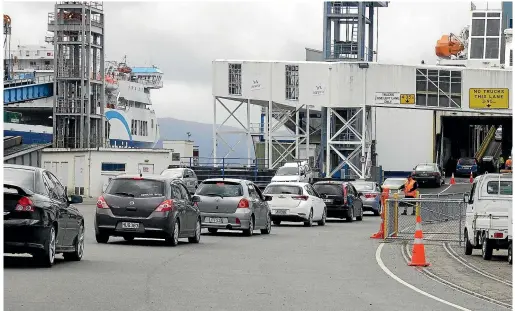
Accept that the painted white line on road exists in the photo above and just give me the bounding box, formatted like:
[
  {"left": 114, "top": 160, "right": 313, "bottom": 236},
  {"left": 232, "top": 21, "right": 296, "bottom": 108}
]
[
  {"left": 438, "top": 184, "right": 452, "bottom": 195},
  {"left": 375, "top": 243, "right": 472, "bottom": 311}
]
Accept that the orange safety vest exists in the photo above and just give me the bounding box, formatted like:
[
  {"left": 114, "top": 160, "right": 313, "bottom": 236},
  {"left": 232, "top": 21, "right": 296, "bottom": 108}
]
[{"left": 404, "top": 179, "right": 417, "bottom": 197}]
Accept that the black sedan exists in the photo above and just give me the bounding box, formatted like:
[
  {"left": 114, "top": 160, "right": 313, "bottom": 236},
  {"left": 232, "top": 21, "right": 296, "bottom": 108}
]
[
  {"left": 411, "top": 163, "right": 445, "bottom": 187},
  {"left": 312, "top": 180, "right": 364, "bottom": 222},
  {"left": 95, "top": 175, "right": 201, "bottom": 246},
  {"left": 4, "top": 164, "right": 85, "bottom": 267}
]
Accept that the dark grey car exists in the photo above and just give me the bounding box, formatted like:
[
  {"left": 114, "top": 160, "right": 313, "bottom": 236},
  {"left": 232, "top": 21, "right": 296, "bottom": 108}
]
[
  {"left": 95, "top": 175, "right": 201, "bottom": 246},
  {"left": 192, "top": 178, "right": 272, "bottom": 236}
]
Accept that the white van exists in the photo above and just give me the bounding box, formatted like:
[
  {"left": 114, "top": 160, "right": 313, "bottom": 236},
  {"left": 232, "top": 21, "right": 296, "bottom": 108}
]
[
  {"left": 271, "top": 162, "right": 313, "bottom": 183},
  {"left": 464, "top": 173, "right": 512, "bottom": 260}
]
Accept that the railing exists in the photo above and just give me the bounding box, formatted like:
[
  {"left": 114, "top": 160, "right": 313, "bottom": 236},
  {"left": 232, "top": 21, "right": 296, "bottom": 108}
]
[
  {"left": 475, "top": 126, "right": 497, "bottom": 159},
  {"left": 4, "top": 75, "right": 54, "bottom": 87}
]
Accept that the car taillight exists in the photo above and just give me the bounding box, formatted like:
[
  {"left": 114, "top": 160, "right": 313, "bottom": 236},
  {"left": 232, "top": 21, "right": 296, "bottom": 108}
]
[
  {"left": 364, "top": 193, "right": 377, "bottom": 199},
  {"left": 238, "top": 198, "right": 250, "bottom": 208},
  {"left": 96, "top": 196, "right": 109, "bottom": 209},
  {"left": 292, "top": 195, "right": 309, "bottom": 201},
  {"left": 342, "top": 185, "right": 348, "bottom": 205},
  {"left": 433, "top": 172, "right": 440, "bottom": 176},
  {"left": 155, "top": 199, "right": 173, "bottom": 212},
  {"left": 15, "top": 196, "right": 34, "bottom": 212},
  {"left": 494, "top": 232, "right": 504, "bottom": 238}
]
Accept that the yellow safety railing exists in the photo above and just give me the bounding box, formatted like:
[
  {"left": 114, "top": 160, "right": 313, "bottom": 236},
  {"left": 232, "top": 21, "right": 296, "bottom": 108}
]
[{"left": 475, "top": 126, "right": 497, "bottom": 160}]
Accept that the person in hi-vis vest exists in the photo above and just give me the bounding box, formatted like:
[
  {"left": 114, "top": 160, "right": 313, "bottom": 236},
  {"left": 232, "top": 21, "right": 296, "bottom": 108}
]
[{"left": 401, "top": 175, "right": 418, "bottom": 215}]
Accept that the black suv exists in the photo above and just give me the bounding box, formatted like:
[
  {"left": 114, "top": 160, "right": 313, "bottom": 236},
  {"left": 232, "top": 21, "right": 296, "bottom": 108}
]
[{"left": 312, "top": 181, "right": 364, "bottom": 222}]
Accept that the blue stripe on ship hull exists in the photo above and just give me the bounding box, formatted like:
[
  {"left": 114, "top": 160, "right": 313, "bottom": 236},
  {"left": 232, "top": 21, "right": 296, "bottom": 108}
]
[{"left": 4, "top": 130, "right": 162, "bottom": 149}]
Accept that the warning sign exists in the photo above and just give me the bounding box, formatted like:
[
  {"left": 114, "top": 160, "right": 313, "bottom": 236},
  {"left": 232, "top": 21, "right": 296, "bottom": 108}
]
[
  {"left": 469, "top": 88, "right": 509, "bottom": 109},
  {"left": 375, "top": 92, "right": 400, "bottom": 105},
  {"left": 400, "top": 94, "right": 415, "bottom": 104}
]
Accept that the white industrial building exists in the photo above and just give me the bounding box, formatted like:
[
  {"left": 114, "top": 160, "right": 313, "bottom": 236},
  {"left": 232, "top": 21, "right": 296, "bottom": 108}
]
[
  {"left": 212, "top": 60, "right": 512, "bottom": 177},
  {"left": 162, "top": 140, "right": 199, "bottom": 166}
]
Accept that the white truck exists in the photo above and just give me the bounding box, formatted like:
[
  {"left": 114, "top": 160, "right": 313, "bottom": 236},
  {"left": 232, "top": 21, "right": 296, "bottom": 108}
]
[
  {"left": 463, "top": 173, "right": 512, "bottom": 261},
  {"left": 508, "top": 206, "right": 512, "bottom": 265}
]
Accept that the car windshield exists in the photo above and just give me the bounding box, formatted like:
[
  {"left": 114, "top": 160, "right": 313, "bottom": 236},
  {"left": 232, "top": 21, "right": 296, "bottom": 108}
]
[
  {"left": 352, "top": 183, "right": 374, "bottom": 191},
  {"left": 383, "top": 179, "right": 405, "bottom": 188},
  {"left": 263, "top": 185, "right": 302, "bottom": 195},
  {"left": 197, "top": 181, "right": 243, "bottom": 197},
  {"left": 459, "top": 158, "right": 476, "bottom": 165},
  {"left": 105, "top": 179, "right": 165, "bottom": 198},
  {"left": 486, "top": 180, "right": 512, "bottom": 195},
  {"left": 313, "top": 184, "right": 343, "bottom": 196},
  {"left": 4, "top": 168, "right": 35, "bottom": 191},
  {"left": 161, "top": 169, "right": 183, "bottom": 177},
  {"left": 275, "top": 167, "right": 299, "bottom": 176},
  {"left": 415, "top": 165, "right": 435, "bottom": 171}
]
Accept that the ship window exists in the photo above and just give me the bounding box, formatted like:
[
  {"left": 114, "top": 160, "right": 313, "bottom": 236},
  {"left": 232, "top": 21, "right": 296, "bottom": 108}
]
[
  {"left": 151, "top": 119, "right": 154, "bottom": 129},
  {"left": 510, "top": 50, "right": 513, "bottom": 67},
  {"left": 486, "top": 19, "right": 500, "bottom": 36},
  {"left": 415, "top": 68, "right": 461, "bottom": 108},
  {"left": 470, "top": 38, "right": 485, "bottom": 59},
  {"left": 485, "top": 38, "right": 500, "bottom": 59},
  {"left": 471, "top": 19, "right": 485, "bottom": 36},
  {"left": 285, "top": 64, "right": 299, "bottom": 101},
  {"left": 228, "top": 63, "right": 242, "bottom": 95},
  {"left": 101, "top": 163, "right": 126, "bottom": 172},
  {"left": 26, "top": 51, "right": 30, "bottom": 57}
]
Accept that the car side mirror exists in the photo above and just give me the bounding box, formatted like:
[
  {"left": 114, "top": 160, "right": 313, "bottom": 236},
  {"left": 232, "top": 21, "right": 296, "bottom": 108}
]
[
  {"left": 264, "top": 195, "right": 273, "bottom": 201},
  {"left": 191, "top": 195, "right": 201, "bottom": 203},
  {"left": 69, "top": 195, "right": 83, "bottom": 204},
  {"left": 358, "top": 192, "right": 364, "bottom": 197}
]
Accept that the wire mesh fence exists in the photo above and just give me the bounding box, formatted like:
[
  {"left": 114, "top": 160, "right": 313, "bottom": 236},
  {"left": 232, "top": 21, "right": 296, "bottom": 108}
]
[{"left": 384, "top": 195, "right": 466, "bottom": 246}]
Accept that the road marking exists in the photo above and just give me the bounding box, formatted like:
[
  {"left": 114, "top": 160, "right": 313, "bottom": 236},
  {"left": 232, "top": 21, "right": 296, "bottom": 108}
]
[
  {"left": 375, "top": 243, "right": 472, "bottom": 311},
  {"left": 438, "top": 184, "right": 452, "bottom": 195}
]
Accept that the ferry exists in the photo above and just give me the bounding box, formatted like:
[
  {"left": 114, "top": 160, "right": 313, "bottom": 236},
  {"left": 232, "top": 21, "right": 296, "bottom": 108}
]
[{"left": 4, "top": 45, "right": 163, "bottom": 149}]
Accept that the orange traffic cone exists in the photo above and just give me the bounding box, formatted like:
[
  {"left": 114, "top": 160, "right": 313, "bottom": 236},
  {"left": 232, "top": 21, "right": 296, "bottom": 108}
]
[
  {"left": 469, "top": 172, "right": 474, "bottom": 183},
  {"left": 450, "top": 173, "right": 456, "bottom": 185},
  {"left": 408, "top": 215, "right": 430, "bottom": 267},
  {"left": 371, "top": 188, "right": 389, "bottom": 239}
]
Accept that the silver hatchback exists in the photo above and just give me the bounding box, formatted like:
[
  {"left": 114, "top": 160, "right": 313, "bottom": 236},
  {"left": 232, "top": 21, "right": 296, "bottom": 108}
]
[{"left": 192, "top": 178, "right": 272, "bottom": 236}]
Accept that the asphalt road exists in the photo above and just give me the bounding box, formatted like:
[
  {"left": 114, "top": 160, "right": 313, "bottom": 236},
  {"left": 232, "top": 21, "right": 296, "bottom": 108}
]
[{"left": 4, "top": 177, "right": 509, "bottom": 311}]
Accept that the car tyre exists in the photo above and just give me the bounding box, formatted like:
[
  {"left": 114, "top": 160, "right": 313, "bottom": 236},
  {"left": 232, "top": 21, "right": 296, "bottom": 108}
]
[
  {"left": 166, "top": 219, "right": 180, "bottom": 246},
  {"left": 273, "top": 220, "right": 281, "bottom": 226},
  {"left": 95, "top": 232, "right": 109, "bottom": 244},
  {"left": 508, "top": 243, "right": 512, "bottom": 265},
  {"left": 243, "top": 215, "right": 254, "bottom": 236},
  {"left": 64, "top": 223, "right": 84, "bottom": 261},
  {"left": 35, "top": 225, "right": 56, "bottom": 267},
  {"left": 304, "top": 209, "right": 313, "bottom": 227},
  {"left": 317, "top": 208, "right": 327, "bottom": 226},
  {"left": 261, "top": 213, "right": 272, "bottom": 234},
  {"left": 481, "top": 233, "right": 493, "bottom": 260},
  {"left": 188, "top": 218, "right": 201, "bottom": 243},
  {"left": 346, "top": 207, "right": 354, "bottom": 222},
  {"left": 356, "top": 207, "right": 363, "bottom": 221},
  {"left": 208, "top": 228, "right": 218, "bottom": 234},
  {"left": 464, "top": 230, "right": 473, "bottom": 255}
]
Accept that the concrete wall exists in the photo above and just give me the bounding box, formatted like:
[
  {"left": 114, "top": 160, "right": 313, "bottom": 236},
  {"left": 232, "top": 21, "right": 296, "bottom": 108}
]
[
  {"left": 162, "top": 140, "right": 194, "bottom": 164},
  {"left": 42, "top": 148, "right": 171, "bottom": 198}
]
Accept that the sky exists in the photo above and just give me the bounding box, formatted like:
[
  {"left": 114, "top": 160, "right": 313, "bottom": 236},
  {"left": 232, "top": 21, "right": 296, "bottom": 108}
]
[{"left": 4, "top": 0, "right": 500, "bottom": 126}]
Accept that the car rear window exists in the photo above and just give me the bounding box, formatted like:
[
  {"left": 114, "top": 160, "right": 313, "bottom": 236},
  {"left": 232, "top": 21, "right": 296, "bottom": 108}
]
[
  {"left": 161, "top": 169, "right": 183, "bottom": 178},
  {"left": 275, "top": 166, "right": 299, "bottom": 176},
  {"left": 486, "top": 180, "right": 512, "bottom": 195},
  {"left": 352, "top": 183, "right": 374, "bottom": 191},
  {"left": 459, "top": 158, "right": 476, "bottom": 165},
  {"left": 415, "top": 165, "right": 435, "bottom": 171},
  {"left": 313, "top": 184, "right": 343, "bottom": 196},
  {"left": 106, "top": 179, "right": 165, "bottom": 198},
  {"left": 264, "top": 185, "right": 302, "bottom": 195},
  {"left": 197, "top": 181, "right": 243, "bottom": 197},
  {"left": 4, "top": 168, "right": 35, "bottom": 191}
]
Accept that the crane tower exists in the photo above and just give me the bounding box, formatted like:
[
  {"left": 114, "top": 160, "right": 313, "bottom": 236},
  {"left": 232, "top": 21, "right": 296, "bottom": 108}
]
[{"left": 46, "top": 1, "right": 105, "bottom": 148}]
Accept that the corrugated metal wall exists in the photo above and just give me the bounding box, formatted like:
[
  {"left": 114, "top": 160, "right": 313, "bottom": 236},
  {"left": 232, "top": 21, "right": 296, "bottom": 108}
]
[{"left": 4, "top": 150, "right": 42, "bottom": 167}]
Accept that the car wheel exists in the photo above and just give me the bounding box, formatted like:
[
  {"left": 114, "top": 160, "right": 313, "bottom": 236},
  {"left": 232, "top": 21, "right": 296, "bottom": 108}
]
[
  {"left": 35, "top": 225, "right": 56, "bottom": 267},
  {"left": 508, "top": 243, "right": 512, "bottom": 265},
  {"left": 261, "top": 213, "right": 272, "bottom": 234},
  {"left": 166, "top": 219, "right": 180, "bottom": 246},
  {"left": 188, "top": 218, "right": 201, "bottom": 243},
  {"left": 273, "top": 220, "right": 281, "bottom": 226},
  {"left": 208, "top": 228, "right": 218, "bottom": 234},
  {"left": 64, "top": 223, "right": 84, "bottom": 261},
  {"left": 304, "top": 209, "right": 313, "bottom": 227},
  {"left": 317, "top": 208, "right": 327, "bottom": 226},
  {"left": 95, "top": 232, "right": 109, "bottom": 244},
  {"left": 346, "top": 207, "right": 354, "bottom": 222},
  {"left": 464, "top": 230, "right": 473, "bottom": 255},
  {"left": 481, "top": 233, "right": 493, "bottom": 260},
  {"left": 356, "top": 207, "right": 363, "bottom": 221},
  {"left": 243, "top": 215, "right": 254, "bottom": 236}
]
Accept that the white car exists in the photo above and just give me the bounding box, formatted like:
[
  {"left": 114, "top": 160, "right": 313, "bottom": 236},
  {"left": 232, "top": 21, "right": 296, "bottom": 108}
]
[
  {"left": 263, "top": 182, "right": 326, "bottom": 226},
  {"left": 271, "top": 162, "right": 313, "bottom": 183}
]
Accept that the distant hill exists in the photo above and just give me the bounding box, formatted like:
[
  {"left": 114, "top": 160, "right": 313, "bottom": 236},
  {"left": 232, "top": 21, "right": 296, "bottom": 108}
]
[{"left": 157, "top": 117, "right": 254, "bottom": 163}]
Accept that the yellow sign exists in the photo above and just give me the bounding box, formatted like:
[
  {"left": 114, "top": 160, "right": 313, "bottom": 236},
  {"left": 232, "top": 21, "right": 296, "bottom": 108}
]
[
  {"left": 469, "top": 88, "right": 509, "bottom": 109},
  {"left": 400, "top": 94, "right": 415, "bottom": 104}
]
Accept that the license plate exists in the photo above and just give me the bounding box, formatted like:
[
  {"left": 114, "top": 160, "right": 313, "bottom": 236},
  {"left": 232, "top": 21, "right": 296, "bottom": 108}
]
[
  {"left": 323, "top": 199, "right": 333, "bottom": 203},
  {"left": 419, "top": 173, "right": 428, "bottom": 176},
  {"left": 273, "top": 209, "right": 288, "bottom": 215},
  {"left": 205, "top": 217, "right": 225, "bottom": 223},
  {"left": 121, "top": 222, "right": 139, "bottom": 229}
]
